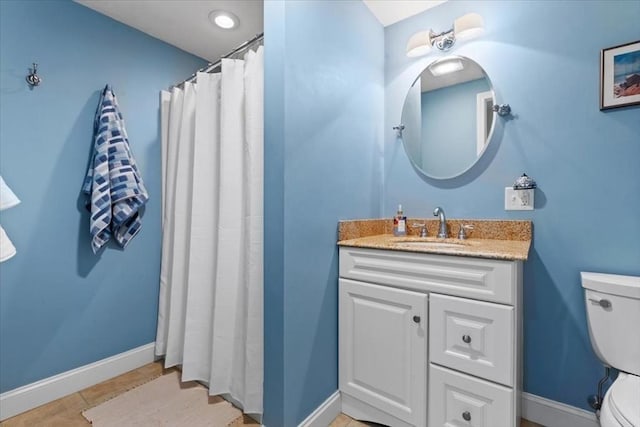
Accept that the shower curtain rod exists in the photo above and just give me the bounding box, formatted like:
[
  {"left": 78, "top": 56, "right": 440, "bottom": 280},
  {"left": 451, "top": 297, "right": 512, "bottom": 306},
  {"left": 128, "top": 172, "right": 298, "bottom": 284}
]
[{"left": 173, "top": 32, "right": 264, "bottom": 88}]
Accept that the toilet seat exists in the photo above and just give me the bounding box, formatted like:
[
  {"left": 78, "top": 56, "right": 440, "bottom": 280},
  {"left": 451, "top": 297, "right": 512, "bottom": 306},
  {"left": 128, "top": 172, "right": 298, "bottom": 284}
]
[{"left": 602, "top": 373, "right": 640, "bottom": 427}]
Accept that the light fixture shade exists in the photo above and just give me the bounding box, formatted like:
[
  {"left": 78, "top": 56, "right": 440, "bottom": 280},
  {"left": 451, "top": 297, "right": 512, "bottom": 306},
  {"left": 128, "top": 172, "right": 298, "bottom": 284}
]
[
  {"left": 0, "top": 225, "right": 16, "bottom": 262},
  {"left": 0, "top": 176, "right": 20, "bottom": 211},
  {"left": 406, "top": 31, "right": 432, "bottom": 57},
  {"left": 454, "top": 13, "right": 484, "bottom": 41}
]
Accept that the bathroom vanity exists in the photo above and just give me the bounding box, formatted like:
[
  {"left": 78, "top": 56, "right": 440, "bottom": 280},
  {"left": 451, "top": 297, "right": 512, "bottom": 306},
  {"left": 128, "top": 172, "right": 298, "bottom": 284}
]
[{"left": 337, "top": 219, "right": 531, "bottom": 427}]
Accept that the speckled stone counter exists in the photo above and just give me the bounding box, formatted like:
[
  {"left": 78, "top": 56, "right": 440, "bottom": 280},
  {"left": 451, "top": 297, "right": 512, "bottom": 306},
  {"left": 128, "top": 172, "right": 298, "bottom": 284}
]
[{"left": 338, "top": 219, "right": 531, "bottom": 261}]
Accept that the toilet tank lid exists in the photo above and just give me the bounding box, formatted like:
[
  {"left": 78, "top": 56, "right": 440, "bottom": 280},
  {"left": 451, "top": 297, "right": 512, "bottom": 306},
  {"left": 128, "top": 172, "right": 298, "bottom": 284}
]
[{"left": 581, "top": 272, "right": 640, "bottom": 299}]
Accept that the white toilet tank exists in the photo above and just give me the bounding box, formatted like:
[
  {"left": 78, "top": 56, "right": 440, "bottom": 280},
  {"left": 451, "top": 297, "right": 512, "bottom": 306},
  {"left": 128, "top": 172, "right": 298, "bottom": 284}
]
[{"left": 581, "top": 272, "right": 640, "bottom": 376}]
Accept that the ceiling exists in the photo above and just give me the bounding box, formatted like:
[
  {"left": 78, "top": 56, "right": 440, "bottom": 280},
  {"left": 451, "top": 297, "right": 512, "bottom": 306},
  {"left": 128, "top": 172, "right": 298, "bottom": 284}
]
[
  {"left": 75, "top": 0, "right": 263, "bottom": 62},
  {"left": 75, "top": 1, "right": 446, "bottom": 62},
  {"left": 363, "top": 0, "right": 447, "bottom": 27}
]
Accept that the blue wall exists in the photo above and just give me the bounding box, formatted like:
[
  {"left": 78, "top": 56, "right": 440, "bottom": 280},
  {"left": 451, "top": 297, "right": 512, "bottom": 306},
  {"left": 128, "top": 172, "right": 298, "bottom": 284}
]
[
  {"left": 421, "top": 78, "right": 490, "bottom": 178},
  {"left": 385, "top": 0, "right": 640, "bottom": 411},
  {"left": 263, "top": 1, "right": 384, "bottom": 425},
  {"left": 264, "top": 1, "right": 286, "bottom": 424},
  {"left": 3, "top": 0, "right": 637, "bottom": 422},
  {"left": 0, "top": 0, "right": 205, "bottom": 393}
]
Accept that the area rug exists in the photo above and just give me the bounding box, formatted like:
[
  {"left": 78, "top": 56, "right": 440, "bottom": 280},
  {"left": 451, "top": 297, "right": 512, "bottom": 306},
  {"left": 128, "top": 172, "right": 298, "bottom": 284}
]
[{"left": 82, "top": 371, "right": 242, "bottom": 426}]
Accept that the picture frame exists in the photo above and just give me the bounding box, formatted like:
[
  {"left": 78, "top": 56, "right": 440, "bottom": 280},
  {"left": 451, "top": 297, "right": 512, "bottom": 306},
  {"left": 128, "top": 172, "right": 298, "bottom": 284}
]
[{"left": 600, "top": 40, "right": 640, "bottom": 110}]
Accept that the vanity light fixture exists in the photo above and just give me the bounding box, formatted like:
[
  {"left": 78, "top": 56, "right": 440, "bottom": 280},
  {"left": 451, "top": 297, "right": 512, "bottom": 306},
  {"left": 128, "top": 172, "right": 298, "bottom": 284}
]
[
  {"left": 209, "top": 10, "right": 239, "bottom": 30},
  {"left": 406, "top": 13, "right": 484, "bottom": 57}
]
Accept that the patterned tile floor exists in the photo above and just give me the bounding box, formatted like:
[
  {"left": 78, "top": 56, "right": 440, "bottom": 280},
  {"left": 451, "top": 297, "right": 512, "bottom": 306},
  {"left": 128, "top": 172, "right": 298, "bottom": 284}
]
[{"left": 0, "top": 362, "right": 543, "bottom": 426}]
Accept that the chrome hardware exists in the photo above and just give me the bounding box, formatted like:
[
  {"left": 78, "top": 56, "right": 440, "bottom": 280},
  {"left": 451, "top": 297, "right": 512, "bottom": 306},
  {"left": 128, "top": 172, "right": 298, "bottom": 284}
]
[
  {"left": 433, "top": 207, "right": 447, "bottom": 238},
  {"left": 588, "top": 298, "right": 611, "bottom": 309},
  {"left": 462, "top": 334, "right": 471, "bottom": 344},
  {"left": 587, "top": 394, "right": 601, "bottom": 413},
  {"left": 393, "top": 124, "right": 405, "bottom": 137},
  {"left": 412, "top": 223, "right": 427, "bottom": 238},
  {"left": 431, "top": 29, "right": 456, "bottom": 51},
  {"left": 588, "top": 366, "right": 611, "bottom": 416},
  {"left": 413, "top": 315, "right": 421, "bottom": 323},
  {"left": 173, "top": 32, "right": 264, "bottom": 88},
  {"left": 26, "top": 63, "right": 42, "bottom": 87},
  {"left": 457, "top": 224, "right": 474, "bottom": 240},
  {"left": 462, "top": 411, "right": 471, "bottom": 421},
  {"left": 492, "top": 103, "right": 511, "bottom": 117}
]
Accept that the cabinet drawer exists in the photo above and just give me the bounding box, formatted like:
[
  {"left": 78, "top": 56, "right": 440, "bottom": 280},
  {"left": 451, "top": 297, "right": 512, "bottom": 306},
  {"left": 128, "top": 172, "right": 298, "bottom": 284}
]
[
  {"left": 429, "top": 364, "right": 514, "bottom": 427},
  {"left": 339, "top": 247, "right": 517, "bottom": 304},
  {"left": 429, "top": 293, "right": 514, "bottom": 386}
]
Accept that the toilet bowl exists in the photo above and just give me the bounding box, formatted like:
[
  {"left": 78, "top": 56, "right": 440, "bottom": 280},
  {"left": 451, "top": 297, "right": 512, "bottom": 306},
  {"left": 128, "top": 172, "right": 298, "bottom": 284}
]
[
  {"left": 598, "top": 372, "right": 640, "bottom": 427},
  {"left": 581, "top": 272, "right": 640, "bottom": 427}
]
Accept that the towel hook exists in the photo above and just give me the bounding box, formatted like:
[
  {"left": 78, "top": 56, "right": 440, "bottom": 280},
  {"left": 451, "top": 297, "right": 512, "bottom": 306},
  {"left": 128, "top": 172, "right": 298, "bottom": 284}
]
[{"left": 26, "top": 63, "right": 42, "bottom": 87}]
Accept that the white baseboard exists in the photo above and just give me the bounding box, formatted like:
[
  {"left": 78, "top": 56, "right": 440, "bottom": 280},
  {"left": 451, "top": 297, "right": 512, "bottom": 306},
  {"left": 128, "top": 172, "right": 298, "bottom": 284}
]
[
  {"left": 298, "top": 391, "right": 341, "bottom": 427},
  {"left": 0, "top": 342, "right": 156, "bottom": 421},
  {"left": 341, "top": 393, "right": 413, "bottom": 427},
  {"left": 522, "top": 392, "right": 599, "bottom": 427}
]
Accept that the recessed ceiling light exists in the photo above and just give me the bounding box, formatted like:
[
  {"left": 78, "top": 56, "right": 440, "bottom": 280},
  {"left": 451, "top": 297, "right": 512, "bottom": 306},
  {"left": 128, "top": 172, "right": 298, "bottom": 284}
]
[{"left": 209, "top": 10, "right": 239, "bottom": 30}]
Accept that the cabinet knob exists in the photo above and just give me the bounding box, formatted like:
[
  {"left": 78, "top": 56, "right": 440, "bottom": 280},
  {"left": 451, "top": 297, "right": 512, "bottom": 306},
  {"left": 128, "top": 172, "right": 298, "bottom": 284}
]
[
  {"left": 413, "top": 315, "right": 421, "bottom": 323},
  {"left": 462, "top": 334, "right": 471, "bottom": 344},
  {"left": 462, "top": 411, "right": 471, "bottom": 421}
]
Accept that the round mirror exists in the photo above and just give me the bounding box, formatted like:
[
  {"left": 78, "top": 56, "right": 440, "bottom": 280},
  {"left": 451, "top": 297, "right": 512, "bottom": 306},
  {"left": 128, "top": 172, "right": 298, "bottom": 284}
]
[{"left": 401, "top": 55, "right": 496, "bottom": 179}]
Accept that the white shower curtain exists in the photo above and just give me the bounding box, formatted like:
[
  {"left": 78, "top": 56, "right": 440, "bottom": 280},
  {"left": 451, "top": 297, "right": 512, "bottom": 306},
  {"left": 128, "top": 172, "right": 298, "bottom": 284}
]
[{"left": 155, "top": 46, "right": 263, "bottom": 415}]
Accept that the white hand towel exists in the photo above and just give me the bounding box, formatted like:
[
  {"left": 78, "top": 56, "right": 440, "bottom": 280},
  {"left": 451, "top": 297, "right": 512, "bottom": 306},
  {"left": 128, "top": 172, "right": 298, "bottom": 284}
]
[
  {"left": 0, "top": 176, "right": 21, "bottom": 211},
  {"left": 0, "top": 225, "right": 16, "bottom": 262}
]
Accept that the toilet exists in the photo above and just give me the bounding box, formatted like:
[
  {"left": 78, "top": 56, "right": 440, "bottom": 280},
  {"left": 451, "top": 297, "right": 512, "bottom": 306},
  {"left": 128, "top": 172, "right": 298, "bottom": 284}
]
[{"left": 581, "top": 272, "right": 640, "bottom": 427}]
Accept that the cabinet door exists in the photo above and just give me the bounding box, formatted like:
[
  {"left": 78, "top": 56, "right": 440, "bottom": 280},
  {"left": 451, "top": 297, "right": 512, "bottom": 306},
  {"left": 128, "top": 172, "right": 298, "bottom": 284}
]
[{"left": 339, "top": 278, "right": 428, "bottom": 427}]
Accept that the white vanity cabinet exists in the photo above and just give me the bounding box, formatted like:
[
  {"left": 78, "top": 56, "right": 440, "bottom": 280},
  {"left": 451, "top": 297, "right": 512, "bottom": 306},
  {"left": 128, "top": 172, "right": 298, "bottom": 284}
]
[{"left": 339, "top": 246, "right": 523, "bottom": 427}]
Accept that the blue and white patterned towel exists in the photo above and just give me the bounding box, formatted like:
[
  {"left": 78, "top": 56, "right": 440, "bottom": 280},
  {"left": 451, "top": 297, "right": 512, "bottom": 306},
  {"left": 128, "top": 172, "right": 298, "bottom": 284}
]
[{"left": 83, "top": 85, "right": 148, "bottom": 253}]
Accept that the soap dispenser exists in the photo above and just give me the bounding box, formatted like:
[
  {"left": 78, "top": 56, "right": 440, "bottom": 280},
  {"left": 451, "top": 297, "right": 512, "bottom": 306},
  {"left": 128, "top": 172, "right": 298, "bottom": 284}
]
[{"left": 393, "top": 205, "right": 407, "bottom": 236}]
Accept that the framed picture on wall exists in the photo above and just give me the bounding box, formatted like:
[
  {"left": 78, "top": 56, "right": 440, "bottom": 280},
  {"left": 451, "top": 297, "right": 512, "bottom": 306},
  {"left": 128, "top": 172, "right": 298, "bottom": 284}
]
[{"left": 600, "top": 40, "right": 640, "bottom": 110}]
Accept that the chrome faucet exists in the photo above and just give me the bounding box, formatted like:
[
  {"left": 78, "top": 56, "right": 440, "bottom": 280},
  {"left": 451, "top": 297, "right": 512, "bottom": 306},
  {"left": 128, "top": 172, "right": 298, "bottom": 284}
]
[{"left": 433, "top": 207, "right": 447, "bottom": 238}]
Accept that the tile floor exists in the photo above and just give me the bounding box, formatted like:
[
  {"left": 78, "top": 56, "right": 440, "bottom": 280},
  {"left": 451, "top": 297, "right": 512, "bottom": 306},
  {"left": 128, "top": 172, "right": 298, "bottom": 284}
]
[{"left": 0, "top": 362, "right": 543, "bottom": 426}]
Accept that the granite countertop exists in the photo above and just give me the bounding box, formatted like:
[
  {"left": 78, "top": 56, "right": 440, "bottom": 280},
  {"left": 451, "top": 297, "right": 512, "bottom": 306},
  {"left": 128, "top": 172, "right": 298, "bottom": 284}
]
[{"left": 337, "top": 219, "right": 532, "bottom": 261}]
